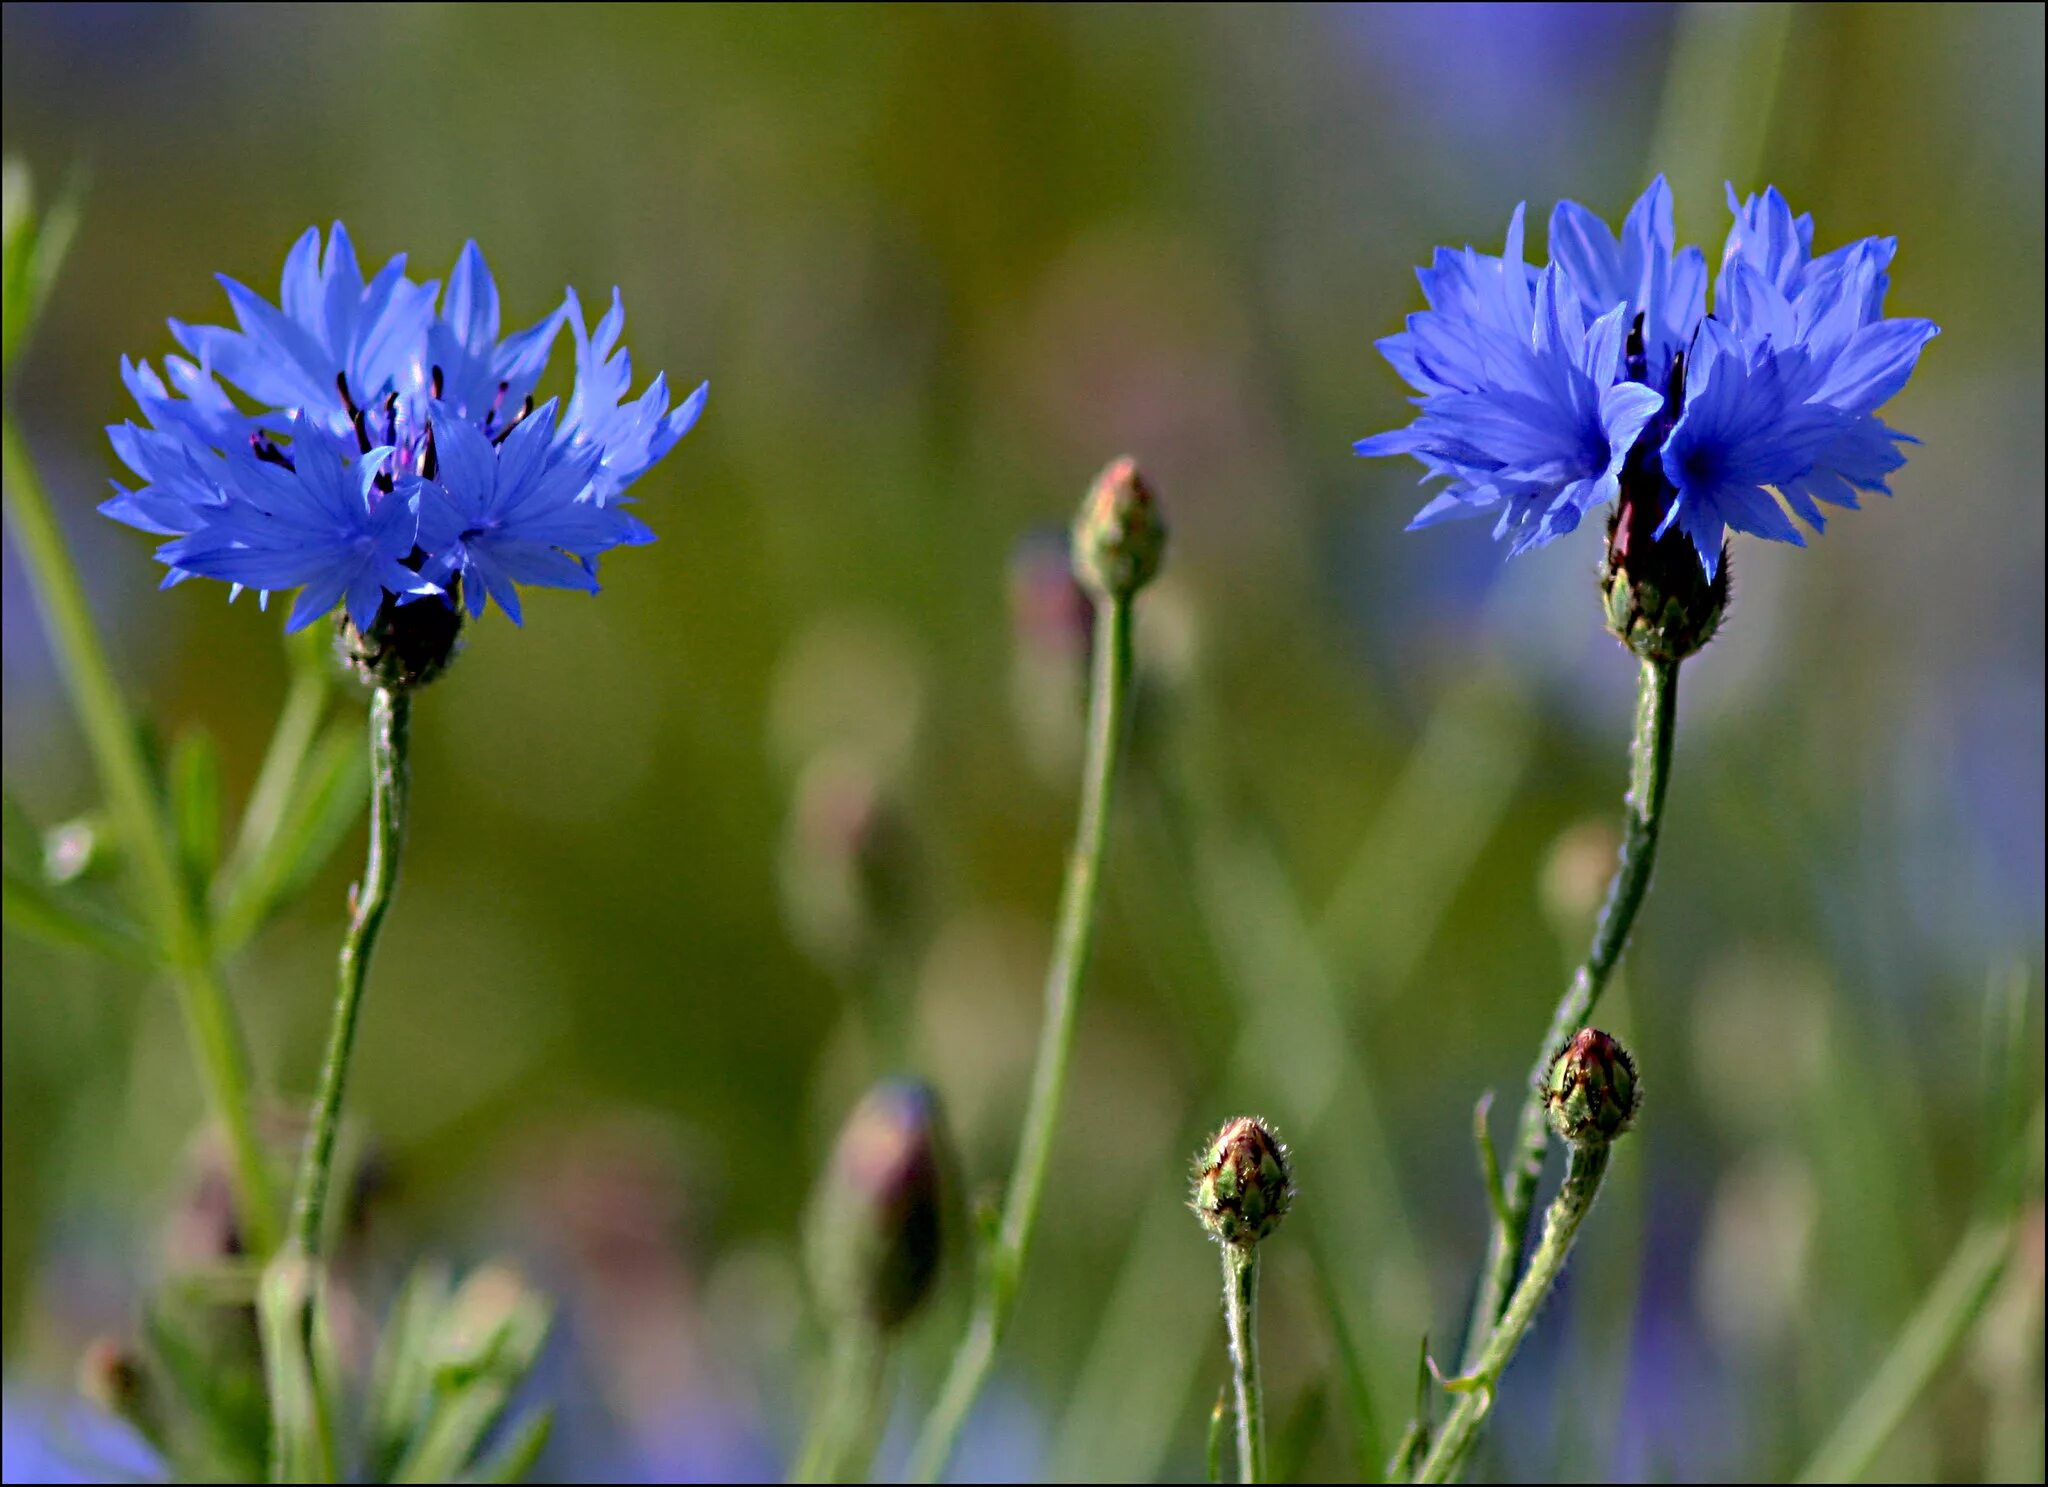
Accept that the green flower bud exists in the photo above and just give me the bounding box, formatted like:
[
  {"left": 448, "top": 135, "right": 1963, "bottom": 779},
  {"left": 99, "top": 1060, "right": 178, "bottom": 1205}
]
[
  {"left": 1192, "top": 1116, "right": 1293, "bottom": 1247},
  {"left": 808, "top": 1078, "right": 947, "bottom": 1331},
  {"left": 1072, "top": 457, "right": 1166, "bottom": 603},
  {"left": 337, "top": 593, "right": 463, "bottom": 691},
  {"left": 1600, "top": 483, "right": 1729, "bottom": 664},
  {"left": 1544, "top": 1028, "right": 1641, "bottom": 1147}
]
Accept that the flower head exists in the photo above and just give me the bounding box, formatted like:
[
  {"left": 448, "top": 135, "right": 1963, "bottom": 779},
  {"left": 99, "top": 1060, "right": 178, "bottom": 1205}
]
[
  {"left": 1192, "top": 1116, "right": 1293, "bottom": 1247},
  {"left": 1543, "top": 1027, "right": 1641, "bottom": 1147},
  {"left": 104, "top": 224, "right": 706, "bottom": 631},
  {"left": 1358, "top": 178, "right": 1937, "bottom": 578}
]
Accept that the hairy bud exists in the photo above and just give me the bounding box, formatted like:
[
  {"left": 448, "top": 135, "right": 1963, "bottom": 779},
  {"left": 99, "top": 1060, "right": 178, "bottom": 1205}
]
[
  {"left": 1072, "top": 457, "right": 1166, "bottom": 603},
  {"left": 1544, "top": 1028, "right": 1641, "bottom": 1147},
  {"left": 1193, "top": 1116, "right": 1293, "bottom": 1247}
]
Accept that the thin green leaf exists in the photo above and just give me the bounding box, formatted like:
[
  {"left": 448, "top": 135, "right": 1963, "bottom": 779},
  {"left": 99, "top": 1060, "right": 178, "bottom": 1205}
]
[
  {"left": 213, "top": 718, "right": 368, "bottom": 952},
  {"left": 1797, "top": 1103, "right": 2043, "bottom": 1483},
  {"left": 3, "top": 157, "right": 85, "bottom": 377},
  {"left": 2, "top": 863, "right": 158, "bottom": 967},
  {"left": 1386, "top": 1336, "right": 1432, "bottom": 1483},
  {"left": 392, "top": 1268, "right": 553, "bottom": 1484},
  {"left": 169, "top": 728, "right": 222, "bottom": 904},
  {"left": 1, "top": 789, "right": 40, "bottom": 876},
  {"left": 1309, "top": 1233, "right": 1383, "bottom": 1481},
  {"left": 463, "top": 1407, "right": 554, "bottom": 1484},
  {"left": 367, "top": 1262, "right": 453, "bottom": 1481},
  {"left": 143, "top": 1297, "right": 268, "bottom": 1483},
  {"left": 1272, "top": 1382, "right": 1328, "bottom": 1485}
]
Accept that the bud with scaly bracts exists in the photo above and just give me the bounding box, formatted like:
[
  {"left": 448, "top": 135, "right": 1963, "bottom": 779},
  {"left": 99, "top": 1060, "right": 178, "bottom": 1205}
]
[
  {"left": 1600, "top": 339, "right": 1729, "bottom": 662},
  {"left": 337, "top": 592, "right": 465, "bottom": 692},
  {"left": 1193, "top": 1116, "right": 1293, "bottom": 1247},
  {"left": 1072, "top": 457, "right": 1166, "bottom": 603},
  {"left": 808, "top": 1078, "right": 948, "bottom": 1331},
  {"left": 1544, "top": 1028, "right": 1642, "bottom": 1147}
]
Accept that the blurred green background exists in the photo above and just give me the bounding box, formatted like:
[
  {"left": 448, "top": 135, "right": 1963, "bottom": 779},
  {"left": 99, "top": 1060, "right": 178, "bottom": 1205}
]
[{"left": 2, "top": 3, "right": 2042, "bottom": 1481}]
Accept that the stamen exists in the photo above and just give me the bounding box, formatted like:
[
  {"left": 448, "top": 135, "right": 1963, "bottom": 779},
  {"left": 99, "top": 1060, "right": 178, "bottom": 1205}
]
[
  {"left": 336, "top": 371, "right": 360, "bottom": 420},
  {"left": 431, "top": 364, "right": 444, "bottom": 401},
  {"left": 492, "top": 394, "right": 534, "bottom": 446},
  {"left": 349, "top": 405, "right": 373, "bottom": 457},
  {"left": 483, "top": 379, "right": 510, "bottom": 433},
  {"left": 422, "top": 420, "right": 439, "bottom": 482},
  {"left": 249, "top": 432, "right": 295, "bottom": 472},
  {"left": 383, "top": 391, "right": 399, "bottom": 448},
  {"left": 1624, "top": 312, "right": 1649, "bottom": 386}
]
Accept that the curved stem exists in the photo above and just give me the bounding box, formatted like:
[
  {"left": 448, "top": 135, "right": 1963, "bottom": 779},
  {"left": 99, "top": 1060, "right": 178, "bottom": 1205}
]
[
  {"left": 1, "top": 418, "right": 281, "bottom": 1256},
  {"left": 286, "top": 685, "right": 410, "bottom": 1257},
  {"left": 1461, "top": 656, "right": 1677, "bottom": 1369},
  {"left": 790, "top": 1323, "right": 886, "bottom": 1484},
  {"left": 1419, "top": 1142, "right": 1615, "bottom": 1483},
  {"left": 907, "top": 594, "right": 1135, "bottom": 1482},
  {"left": 1223, "top": 1245, "right": 1265, "bottom": 1484}
]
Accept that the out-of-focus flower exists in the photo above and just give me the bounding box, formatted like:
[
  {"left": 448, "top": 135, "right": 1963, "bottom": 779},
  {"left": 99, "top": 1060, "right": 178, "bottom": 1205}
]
[
  {"left": 102, "top": 225, "right": 706, "bottom": 628},
  {"left": 1358, "top": 178, "right": 1937, "bottom": 579}
]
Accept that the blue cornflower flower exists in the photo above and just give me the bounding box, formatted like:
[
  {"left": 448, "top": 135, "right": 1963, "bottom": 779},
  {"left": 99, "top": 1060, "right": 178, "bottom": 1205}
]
[
  {"left": 155, "top": 414, "right": 430, "bottom": 634},
  {"left": 1358, "top": 177, "right": 1937, "bottom": 578},
  {"left": 103, "top": 224, "right": 706, "bottom": 630},
  {"left": 410, "top": 399, "right": 643, "bottom": 626}
]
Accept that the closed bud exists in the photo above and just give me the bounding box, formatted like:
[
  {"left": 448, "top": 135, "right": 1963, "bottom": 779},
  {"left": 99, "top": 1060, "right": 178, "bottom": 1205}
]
[
  {"left": 1601, "top": 463, "right": 1728, "bottom": 663},
  {"left": 1192, "top": 1116, "right": 1293, "bottom": 1247},
  {"left": 1072, "top": 457, "right": 1166, "bottom": 603},
  {"left": 1544, "top": 1028, "right": 1641, "bottom": 1147},
  {"left": 337, "top": 595, "right": 463, "bottom": 691},
  {"left": 808, "top": 1078, "right": 946, "bottom": 1331}
]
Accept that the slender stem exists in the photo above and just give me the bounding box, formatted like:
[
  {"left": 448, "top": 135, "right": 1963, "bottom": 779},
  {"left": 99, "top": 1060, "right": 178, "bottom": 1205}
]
[
  {"left": 1223, "top": 1245, "right": 1266, "bottom": 1484},
  {"left": 907, "top": 594, "right": 1135, "bottom": 1482},
  {"left": 1419, "top": 1142, "right": 1615, "bottom": 1483},
  {"left": 789, "top": 1324, "right": 886, "bottom": 1484},
  {"left": 1461, "top": 656, "right": 1677, "bottom": 1369},
  {"left": 0, "top": 417, "right": 281, "bottom": 1256},
  {"left": 286, "top": 685, "right": 410, "bottom": 1258}
]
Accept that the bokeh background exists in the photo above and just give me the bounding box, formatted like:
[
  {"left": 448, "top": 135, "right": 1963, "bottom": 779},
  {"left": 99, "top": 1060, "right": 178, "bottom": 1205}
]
[{"left": 3, "top": 3, "right": 2042, "bottom": 1481}]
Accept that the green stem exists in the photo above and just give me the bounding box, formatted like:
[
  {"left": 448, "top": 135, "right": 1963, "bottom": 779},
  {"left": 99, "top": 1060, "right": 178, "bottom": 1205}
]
[
  {"left": 1223, "top": 1245, "right": 1266, "bottom": 1484},
  {"left": 1419, "top": 1142, "right": 1615, "bottom": 1483},
  {"left": 286, "top": 685, "right": 410, "bottom": 1258},
  {"left": 1461, "top": 656, "right": 1677, "bottom": 1369},
  {"left": 790, "top": 1324, "right": 886, "bottom": 1484},
  {"left": 0, "top": 417, "right": 280, "bottom": 1256},
  {"left": 907, "top": 594, "right": 1135, "bottom": 1483}
]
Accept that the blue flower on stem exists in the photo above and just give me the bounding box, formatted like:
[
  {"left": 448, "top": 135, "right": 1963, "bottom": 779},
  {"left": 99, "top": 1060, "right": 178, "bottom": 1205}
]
[
  {"left": 1358, "top": 178, "right": 1938, "bottom": 577},
  {"left": 103, "top": 224, "right": 706, "bottom": 629},
  {"left": 411, "top": 399, "right": 644, "bottom": 625},
  {"left": 155, "top": 414, "right": 429, "bottom": 634}
]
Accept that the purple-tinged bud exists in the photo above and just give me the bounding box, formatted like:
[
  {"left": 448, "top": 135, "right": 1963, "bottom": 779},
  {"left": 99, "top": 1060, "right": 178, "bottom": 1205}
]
[
  {"left": 337, "top": 594, "right": 463, "bottom": 691},
  {"left": 808, "top": 1078, "right": 947, "bottom": 1330},
  {"left": 1192, "top": 1116, "right": 1293, "bottom": 1247},
  {"left": 1601, "top": 440, "right": 1728, "bottom": 663},
  {"left": 1072, "top": 457, "right": 1166, "bottom": 603},
  {"left": 1544, "top": 1028, "right": 1641, "bottom": 1147}
]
